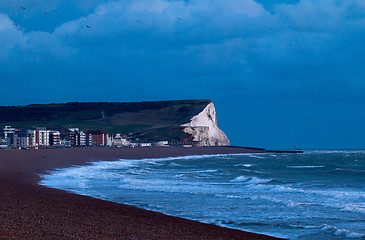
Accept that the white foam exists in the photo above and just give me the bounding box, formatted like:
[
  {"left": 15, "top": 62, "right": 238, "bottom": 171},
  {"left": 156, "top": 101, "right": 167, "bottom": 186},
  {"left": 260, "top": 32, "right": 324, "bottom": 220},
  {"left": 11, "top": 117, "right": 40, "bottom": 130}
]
[
  {"left": 214, "top": 194, "right": 244, "bottom": 199},
  {"left": 195, "top": 169, "right": 218, "bottom": 173},
  {"left": 287, "top": 165, "right": 325, "bottom": 168},
  {"left": 248, "top": 155, "right": 266, "bottom": 159},
  {"left": 340, "top": 203, "right": 365, "bottom": 214},
  {"left": 304, "top": 150, "right": 365, "bottom": 154},
  {"left": 231, "top": 176, "right": 272, "bottom": 184},
  {"left": 241, "top": 164, "right": 254, "bottom": 167},
  {"left": 320, "top": 224, "right": 365, "bottom": 238},
  {"left": 169, "top": 162, "right": 182, "bottom": 167}
]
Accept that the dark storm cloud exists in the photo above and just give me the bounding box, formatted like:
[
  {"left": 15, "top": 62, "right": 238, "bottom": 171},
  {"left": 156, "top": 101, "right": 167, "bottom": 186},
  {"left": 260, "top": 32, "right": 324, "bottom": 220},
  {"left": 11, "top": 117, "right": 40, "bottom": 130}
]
[{"left": 0, "top": 0, "right": 364, "bottom": 149}]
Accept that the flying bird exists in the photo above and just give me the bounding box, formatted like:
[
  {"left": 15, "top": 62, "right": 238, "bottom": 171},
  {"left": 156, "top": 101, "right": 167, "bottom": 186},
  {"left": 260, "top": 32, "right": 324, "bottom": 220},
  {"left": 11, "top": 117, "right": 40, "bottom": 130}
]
[
  {"left": 13, "top": 23, "right": 18, "bottom": 26},
  {"left": 86, "top": 25, "right": 91, "bottom": 28},
  {"left": 43, "top": 10, "right": 48, "bottom": 14},
  {"left": 84, "top": 16, "right": 88, "bottom": 19},
  {"left": 21, "top": 6, "right": 26, "bottom": 10},
  {"left": 177, "top": 17, "right": 182, "bottom": 20},
  {"left": 136, "top": 20, "right": 141, "bottom": 23},
  {"left": 52, "top": 10, "right": 57, "bottom": 13},
  {"left": 173, "top": 32, "right": 178, "bottom": 35}
]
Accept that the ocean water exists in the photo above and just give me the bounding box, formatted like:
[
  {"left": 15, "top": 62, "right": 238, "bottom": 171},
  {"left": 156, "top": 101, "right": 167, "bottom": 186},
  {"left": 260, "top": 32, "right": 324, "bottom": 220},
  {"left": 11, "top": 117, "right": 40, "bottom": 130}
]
[{"left": 40, "top": 151, "right": 365, "bottom": 239}]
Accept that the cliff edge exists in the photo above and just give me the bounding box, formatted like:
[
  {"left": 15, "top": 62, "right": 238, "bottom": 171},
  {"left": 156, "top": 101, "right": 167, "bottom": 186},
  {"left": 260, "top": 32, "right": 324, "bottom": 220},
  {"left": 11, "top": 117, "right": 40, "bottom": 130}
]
[{"left": 181, "top": 102, "right": 229, "bottom": 146}]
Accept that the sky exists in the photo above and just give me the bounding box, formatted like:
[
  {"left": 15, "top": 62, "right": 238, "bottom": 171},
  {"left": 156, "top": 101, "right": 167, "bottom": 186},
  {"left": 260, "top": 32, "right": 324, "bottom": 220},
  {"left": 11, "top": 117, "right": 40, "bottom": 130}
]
[{"left": 0, "top": 0, "right": 364, "bottom": 149}]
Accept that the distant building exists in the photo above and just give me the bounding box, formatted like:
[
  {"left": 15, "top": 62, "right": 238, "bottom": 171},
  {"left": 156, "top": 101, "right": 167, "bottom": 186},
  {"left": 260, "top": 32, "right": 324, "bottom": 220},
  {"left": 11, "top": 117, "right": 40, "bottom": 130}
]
[
  {"left": 169, "top": 141, "right": 194, "bottom": 147},
  {"left": 26, "top": 130, "right": 36, "bottom": 146},
  {"left": 35, "top": 127, "right": 50, "bottom": 146},
  {"left": 112, "top": 134, "right": 130, "bottom": 147},
  {"left": 140, "top": 143, "right": 152, "bottom": 147},
  {"left": 12, "top": 132, "right": 30, "bottom": 149},
  {"left": 153, "top": 141, "right": 169, "bottom": 147},
  {"left": 3, "top": 126, "right": 16, "bottom": 139},
  {"left": 60, "top": 139, "right": 71, "bottom": 147},
  {"left": 69, "top": 128, "right": 86, "bottom": 146},
  {"left": 84, "top": 130, "right": 113, "bottom": 147},
  {"left": 3, "top": 126, "right": 16, "bottom": 146},
  {"left": 49, "top": 131, "right": 61, "bottom": 146},
  {"left": 130, "top": 142, "right": 139, "bottom": 148}
]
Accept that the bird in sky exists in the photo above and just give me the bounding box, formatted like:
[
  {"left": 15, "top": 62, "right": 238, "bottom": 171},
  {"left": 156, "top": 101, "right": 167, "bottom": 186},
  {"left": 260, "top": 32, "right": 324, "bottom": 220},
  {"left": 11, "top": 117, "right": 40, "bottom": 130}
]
[
  {"left": 177, "top": 17, "right": 182, "bottom": 20},
  {"left": 136, "top": 20, "right": 141, "bottom": 23},
  {"left": 43, "top": 10, "right": 47, "bottom": 14},
  {"left": 21, "top": 6, "right": 26, "bottom": 10},
  {"left": 52, "top": 10, "right": 57, "bottom": 13},
  {"left": 86, "top": 25, "right": 91, "bottom": 28},
  {"left": 173, "top": 32, "right": 178, "bottom": 35},
  {"left": 84, "top": 16, "right": 88, "bottom": 19}
]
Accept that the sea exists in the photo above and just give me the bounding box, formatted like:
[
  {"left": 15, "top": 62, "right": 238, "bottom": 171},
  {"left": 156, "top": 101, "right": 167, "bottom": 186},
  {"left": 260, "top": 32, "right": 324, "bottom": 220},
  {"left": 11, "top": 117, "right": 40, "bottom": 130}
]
[{"left": 40, "top": 151, "right": 365, "bottom": 239}]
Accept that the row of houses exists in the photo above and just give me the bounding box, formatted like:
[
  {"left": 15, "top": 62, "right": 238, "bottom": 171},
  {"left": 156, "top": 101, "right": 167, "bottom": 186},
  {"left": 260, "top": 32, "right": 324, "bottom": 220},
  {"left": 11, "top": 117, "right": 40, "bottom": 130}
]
[
  {"left": 67, "top": 128, "right": 173, "bottom": 148},
  {"left": 68, "top": 128, "right": 113, "bottom": 147},
  {"left": 1, "top": 126, "right": 175, "bottom": 149},
  {"left": 1, "top": 126, "right": 60, "bottom": 149}
]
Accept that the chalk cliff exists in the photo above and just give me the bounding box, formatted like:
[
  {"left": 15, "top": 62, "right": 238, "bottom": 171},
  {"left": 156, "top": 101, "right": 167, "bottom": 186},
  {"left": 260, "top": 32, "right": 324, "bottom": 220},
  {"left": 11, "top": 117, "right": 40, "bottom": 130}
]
[{"left": 181, "top": 102, "right": 230, "bottom": 146}]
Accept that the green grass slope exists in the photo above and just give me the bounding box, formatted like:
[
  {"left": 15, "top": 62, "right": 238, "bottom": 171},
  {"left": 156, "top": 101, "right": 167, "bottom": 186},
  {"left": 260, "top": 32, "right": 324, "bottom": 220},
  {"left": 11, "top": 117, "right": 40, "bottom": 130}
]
[{"left": 0, "top": 100, "right": 211, "bottom": 141}]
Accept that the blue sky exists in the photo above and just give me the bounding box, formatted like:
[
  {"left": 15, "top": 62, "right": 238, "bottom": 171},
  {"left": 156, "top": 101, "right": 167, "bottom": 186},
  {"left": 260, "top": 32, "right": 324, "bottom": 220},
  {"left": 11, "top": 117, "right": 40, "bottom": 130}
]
[{"left": 0, "top": 0, "right": 364, "bottom": 149}]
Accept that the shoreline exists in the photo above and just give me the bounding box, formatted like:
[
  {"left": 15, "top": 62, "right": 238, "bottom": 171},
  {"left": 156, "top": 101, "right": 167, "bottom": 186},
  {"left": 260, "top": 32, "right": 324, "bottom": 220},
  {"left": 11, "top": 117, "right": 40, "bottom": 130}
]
[{"left": 0, "top": 147, "right": 286, "bottom": 239}]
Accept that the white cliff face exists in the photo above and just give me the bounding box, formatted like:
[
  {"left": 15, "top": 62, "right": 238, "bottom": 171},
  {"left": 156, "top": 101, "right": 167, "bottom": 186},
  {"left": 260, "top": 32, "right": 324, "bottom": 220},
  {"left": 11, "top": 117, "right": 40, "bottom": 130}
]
[{"left": 181, "top": 102, "right": 230, "bottom": 146}]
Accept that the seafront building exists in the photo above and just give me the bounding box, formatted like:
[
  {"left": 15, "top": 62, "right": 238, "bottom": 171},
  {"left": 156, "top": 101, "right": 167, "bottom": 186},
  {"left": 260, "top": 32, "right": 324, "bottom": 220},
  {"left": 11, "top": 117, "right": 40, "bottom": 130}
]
[
  {"left": 68, "top": 129, "right": 113, "bottom": 147},
  {"left": 69, "top": 128, "right": 87, "bottom": 146},
  {"left": 84, "top": 130, "right": 113, "bottom": 147},
  {"left": 4, "top": 126, "right": 16, "bottom": 139}
]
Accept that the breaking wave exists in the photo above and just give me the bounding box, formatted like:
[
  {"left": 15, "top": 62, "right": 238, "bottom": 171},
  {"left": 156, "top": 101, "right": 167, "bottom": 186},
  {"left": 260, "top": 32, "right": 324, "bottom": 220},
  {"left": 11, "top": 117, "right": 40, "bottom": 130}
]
[{"left": 40, "top": 151, "right": 365, "bottom": 240}]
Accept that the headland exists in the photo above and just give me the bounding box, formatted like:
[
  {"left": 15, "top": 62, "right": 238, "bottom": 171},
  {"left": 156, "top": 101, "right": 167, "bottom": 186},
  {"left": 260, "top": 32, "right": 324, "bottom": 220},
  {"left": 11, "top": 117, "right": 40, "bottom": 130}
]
[{"left": 0, "top": 147, "right": 286, "bottom": 240}]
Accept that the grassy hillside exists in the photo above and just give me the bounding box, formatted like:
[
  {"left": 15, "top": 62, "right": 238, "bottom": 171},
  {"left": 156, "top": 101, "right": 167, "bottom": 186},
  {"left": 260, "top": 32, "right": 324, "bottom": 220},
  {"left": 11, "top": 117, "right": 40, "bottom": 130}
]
[{"left": 0, "top": 100, "right": 211, "bottom": 141}]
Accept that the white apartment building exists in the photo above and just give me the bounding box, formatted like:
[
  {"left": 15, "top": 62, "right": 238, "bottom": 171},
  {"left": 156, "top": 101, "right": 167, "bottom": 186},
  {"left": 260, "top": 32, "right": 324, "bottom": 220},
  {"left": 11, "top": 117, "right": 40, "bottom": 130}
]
[
  {"left": 4, "top": 126, "right": 16, "bottom": 139},
  {"left": 27, "top": 130, "right": 37, "bottom": 146},
  {"left": 36, "top": 127, "right": 50, "bottom": 146},
  {"left": 80, "top": 131, "right": 86, "bottom": 146},
  {"left": 49, "top": 131, "right": 61, "bottom": 146}
]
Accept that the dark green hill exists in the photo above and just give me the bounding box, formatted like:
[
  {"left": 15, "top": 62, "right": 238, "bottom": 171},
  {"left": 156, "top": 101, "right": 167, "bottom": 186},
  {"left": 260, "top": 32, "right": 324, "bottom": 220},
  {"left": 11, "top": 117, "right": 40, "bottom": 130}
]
[{"left": 0, "top": 100, "right": 211, "bottom": 141}]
